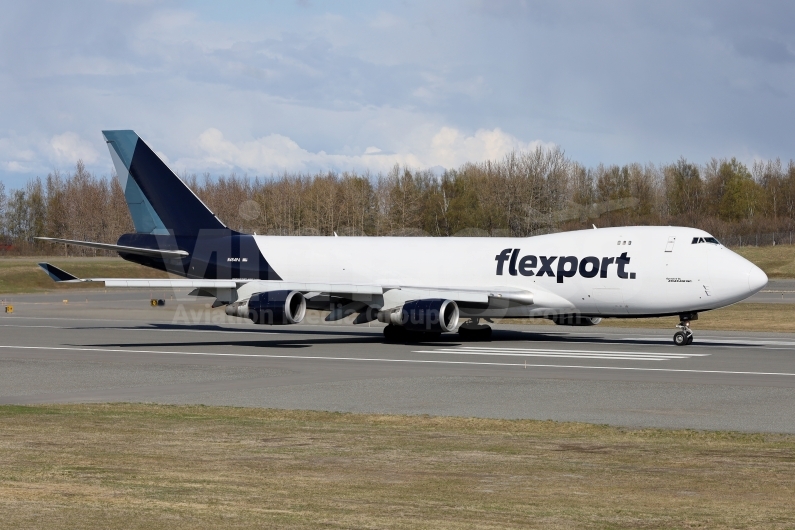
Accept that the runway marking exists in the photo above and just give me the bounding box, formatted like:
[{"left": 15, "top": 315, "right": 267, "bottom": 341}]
[
  {"left": 630, "top": 337, "right": 795, "bottom": 349},
  {"left": 0, "top": 324, "right": 278, "bottom": 335},
  {"left": 413, "top": 346, "right": 709, "bottom": 361},
  {"left": 0, "top": 345, "right": 793, "bottom": 378}
]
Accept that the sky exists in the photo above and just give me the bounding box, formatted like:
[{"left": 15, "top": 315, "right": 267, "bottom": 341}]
[{"left": 1, "top": 0, "right": 795, "bottom": 188}]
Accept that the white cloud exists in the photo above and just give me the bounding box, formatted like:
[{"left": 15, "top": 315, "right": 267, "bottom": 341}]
[
  {"left": 3, "top": 1, "right": 795, "bottom": 189},
  {"left": 429, "top": 127, "right": 552, "bottom": 168},
  {"left": 173, "top": 126, "right": 550, "bottom": 176},
  {"left": 5, "top": 161, "right": 30, "bottom": 172},
  {"left": 49, "top": 132, "right": 99, "bottom": 165},
  {"left": 0, "top": 137, "right": 43, "bottom": 175}
]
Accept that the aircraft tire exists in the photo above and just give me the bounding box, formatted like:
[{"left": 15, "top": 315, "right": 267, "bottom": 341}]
[
  {"left": 673, "top": 331, "right": 687, "bottom": 346},
  {"left": 383, "top": 325, "right": 406, "bottom": 343},
  {"left": 459, "top": 326, "right": 492, "bottom": 342},
  {"left": 405, "top": 331, "right": 442, "bottom": 342}
]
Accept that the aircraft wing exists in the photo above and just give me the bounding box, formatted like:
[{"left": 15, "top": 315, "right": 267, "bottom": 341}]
[
  {"left": 37, "top": 263, "right": 533, "bottom": 305},
  {"left": 38, "top": 263, "right": 235, "bottom": 288}
]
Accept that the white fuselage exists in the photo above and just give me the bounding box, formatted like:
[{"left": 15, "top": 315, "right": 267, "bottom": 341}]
[{"left": 247, "top": 226, "right": 766, "bottom": 319}]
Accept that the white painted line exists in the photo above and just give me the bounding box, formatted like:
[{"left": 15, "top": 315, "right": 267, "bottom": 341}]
[
  {"left": 0, "top": 344, "right": 793, "bottom": 377},
  {"left": 0, "top": 324, "right": 278, "bottom": 335},
  {"left": 689, "top": 339, "right": 795, "bottom": 346},
  {"left": 417, "top": 352, "right": 673, "bottom": 361},
  {"left": 413, "top": 350, "right": 695, "bottom": 361},
  {"left": 442, "top": 346, "right": 709, "bottom": 357}
]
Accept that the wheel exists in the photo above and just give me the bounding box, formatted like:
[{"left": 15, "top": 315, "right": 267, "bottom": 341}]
[
  {"left": 383, "top": 325, "right": 406, "bottom": 343},
  {"left": 673, "top": 331, "right": 687, "bottom": 346},
  {"left": 422, "top": 332, "right": 442, "bottom": 342},
  {"left": 459, "top": 326, "right": 492, "bottom": 342}
]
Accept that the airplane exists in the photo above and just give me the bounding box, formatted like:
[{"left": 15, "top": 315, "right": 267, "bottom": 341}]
[{"left": 37, "top": 130, "right": 768, "bottom": 346}]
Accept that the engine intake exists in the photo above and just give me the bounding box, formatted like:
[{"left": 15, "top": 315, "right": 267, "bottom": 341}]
[
  {"left": 378, "top": 298, "right": 459, "bottom": 332},
  {"left": 225, "top": 290, "right": 306, "bottom": 325}
]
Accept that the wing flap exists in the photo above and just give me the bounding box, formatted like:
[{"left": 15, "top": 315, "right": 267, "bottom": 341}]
[{"left": 104, "top": 279, "right": 238, "bottom": 288}]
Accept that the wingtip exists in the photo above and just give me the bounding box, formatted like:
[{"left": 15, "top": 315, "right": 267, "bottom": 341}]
[{"left": 37, "top": 262, "right": 80, "bottom": 283}]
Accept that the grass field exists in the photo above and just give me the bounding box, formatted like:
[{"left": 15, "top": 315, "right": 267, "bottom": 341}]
[
  {"left": 0, "top": 404, "right": 793, "bottom": 529},
  {"left": 733, "top": 245, "right": 795, "bottom": 278},
  {"left": 500, "top": 302, "right": 795, "bottom": 333},
  {"left": 0, "top": 257, "right": 167, "bottom": 294}
]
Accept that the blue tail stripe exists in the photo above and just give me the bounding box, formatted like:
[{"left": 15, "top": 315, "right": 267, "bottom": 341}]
[
  {"left": 102, "top": 130, "right": 227, "bottom": 237},
  {"left": 104, "top": 131, "right": 169, "bottom": 235},
  {"left": 102, "top": 130, "right": 137, "bottom": 170}
]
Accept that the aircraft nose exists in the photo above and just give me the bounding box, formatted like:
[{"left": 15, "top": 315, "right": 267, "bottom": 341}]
[{"left": 748, "top": 265, "right": 767, "bottom": 294}]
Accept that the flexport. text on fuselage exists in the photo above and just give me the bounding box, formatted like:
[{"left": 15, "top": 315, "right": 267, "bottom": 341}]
[{"left": 243, "top": 225, "right": 765, "bottom": 318}]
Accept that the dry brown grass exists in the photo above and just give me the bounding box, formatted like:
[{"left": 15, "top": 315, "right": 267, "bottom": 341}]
[
  {"left": 734, "top": 245, "right": 795, "bottom": 278},
  {"left": 0, "top": 404, "right": 793, "bottom": 529},
  {"left": 500, "top": 303, "right": 795, "bottom": 333},
  {"left": 601, "top": 303, "right": 795, "bottom": 332},
  {"left": 0, "top": 257, "right": 168, "bottom": 295}
]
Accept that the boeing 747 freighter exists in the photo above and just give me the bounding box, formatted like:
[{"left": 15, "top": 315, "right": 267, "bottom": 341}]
[{"left": 37, "top": 131, "right": 768, "bottom": 345}]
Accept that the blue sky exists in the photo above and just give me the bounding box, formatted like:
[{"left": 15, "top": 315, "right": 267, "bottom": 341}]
[{"left": 1, "top": 0, "right": 794, "bottom": 188}]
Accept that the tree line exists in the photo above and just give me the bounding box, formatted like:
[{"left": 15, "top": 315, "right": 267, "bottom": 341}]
[{"left": 2, "top": 148, "right": 795, "bottom": 256}]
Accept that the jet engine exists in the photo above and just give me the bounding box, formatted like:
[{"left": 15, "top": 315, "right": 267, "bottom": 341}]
[
  {"left": 550, "top": 315, "right": 602, "bottom": 326},
  {"left": 225, "top": 290, "right": 306, "bottom": 325},
  {"left": 377, "top": 298, "right": 459, "bottom": 332}
]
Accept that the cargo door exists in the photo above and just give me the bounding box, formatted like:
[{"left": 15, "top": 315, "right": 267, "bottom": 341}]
[{"left": 592, "top": 288, "right": 627, "bottom": 315}]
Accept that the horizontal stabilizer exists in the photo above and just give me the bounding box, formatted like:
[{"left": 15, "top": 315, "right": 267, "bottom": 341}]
[
  {"left": 38, "top": 263, "right": 80, "bottom": 283},
  {"left": 36, "top": 237, "right": 188, "bottom": 260}
]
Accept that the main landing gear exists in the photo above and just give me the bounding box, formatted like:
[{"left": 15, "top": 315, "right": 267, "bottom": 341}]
[
  {"left": 673, "top": 313, "right": 697, "bottom": 346},
  {"left": 458, "top": 318, "right": 492, "bottom": 341},
  {"left": 383, "top": 325, "right": 441, "bottom": 343}
]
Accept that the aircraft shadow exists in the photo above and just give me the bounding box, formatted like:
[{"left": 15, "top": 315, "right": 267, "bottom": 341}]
[{"left": 72, "top": 324, "right": 713, "bottom": 349}]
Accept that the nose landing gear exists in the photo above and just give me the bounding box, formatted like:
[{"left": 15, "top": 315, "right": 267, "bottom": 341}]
[{"left": 673, "top": 313, "right": 697, "bottom": 346}]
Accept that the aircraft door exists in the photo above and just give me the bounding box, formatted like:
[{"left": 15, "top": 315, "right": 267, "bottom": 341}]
[{"left": 592, "top": 288, "right": 627, "bottom": 314}]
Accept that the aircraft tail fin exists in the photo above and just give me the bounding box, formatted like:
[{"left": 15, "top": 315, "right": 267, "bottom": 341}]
[{"left": 102, "top": 130, "right": 227, "bottom": 237}]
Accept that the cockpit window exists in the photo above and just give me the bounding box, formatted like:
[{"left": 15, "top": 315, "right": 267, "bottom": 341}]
[{"left": 692, "top": 236, "right": 721, "bottom": 245}]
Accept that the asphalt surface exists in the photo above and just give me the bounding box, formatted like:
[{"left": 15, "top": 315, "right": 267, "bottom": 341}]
[{"left": 1, "top": 289, "right": 795, "bottom": 433}]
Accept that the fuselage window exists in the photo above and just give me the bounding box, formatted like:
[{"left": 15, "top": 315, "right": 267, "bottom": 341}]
[{"left": 692, "top": 237, "right": 699, "bottom": 244}]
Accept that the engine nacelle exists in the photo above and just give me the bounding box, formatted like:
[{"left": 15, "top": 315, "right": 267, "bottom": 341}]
[
  {"left": 225, "top": 290, "right": 306, "bottom": 325},
  {"left": 377, "top": 298, "right": 459, "bottom": 332},
  {"left": 551, "top": 315, "right": 602, "bottom": 326}
]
